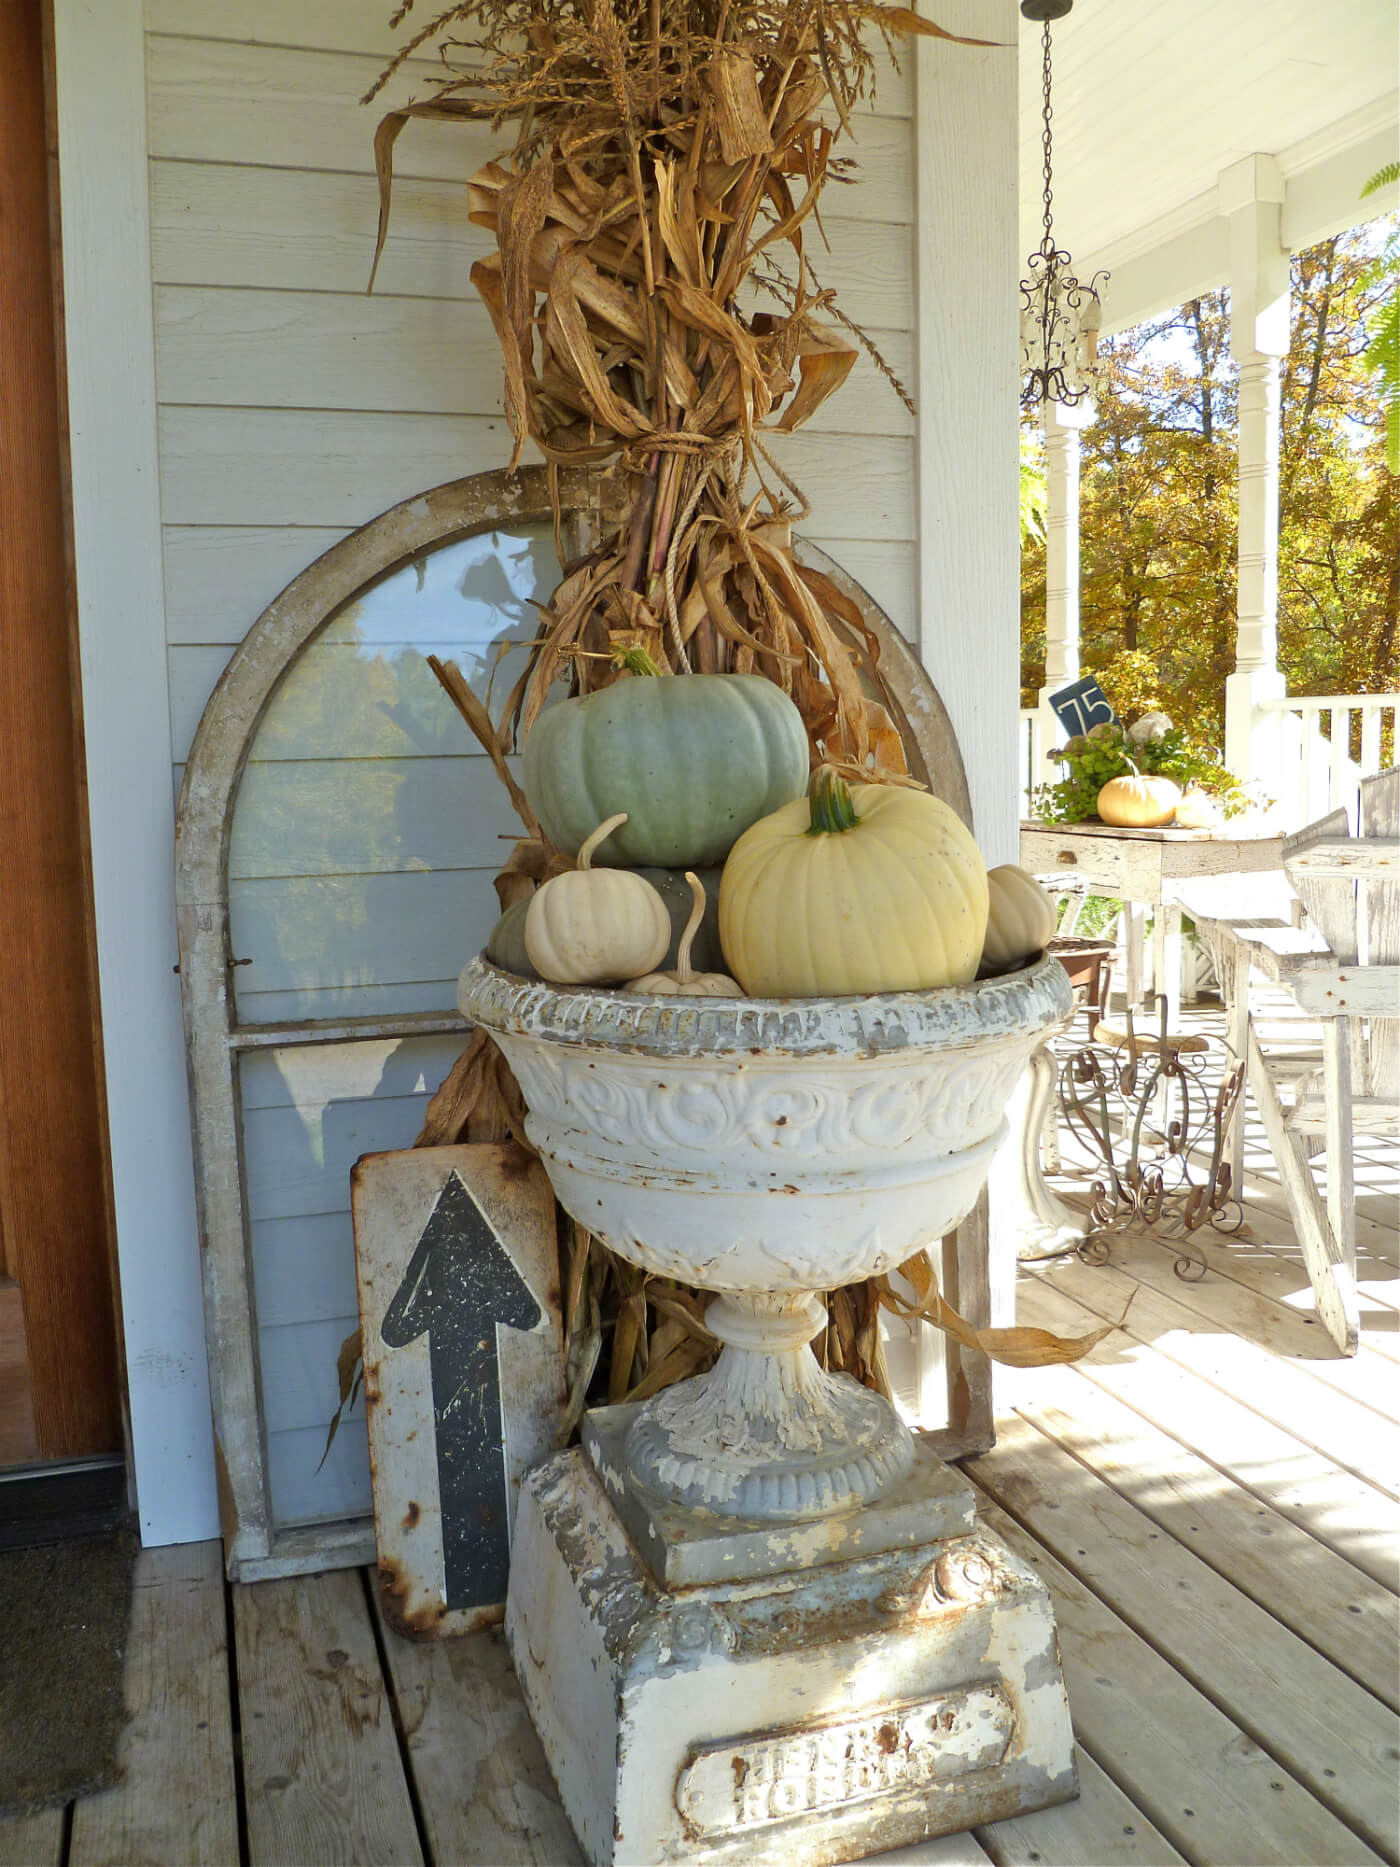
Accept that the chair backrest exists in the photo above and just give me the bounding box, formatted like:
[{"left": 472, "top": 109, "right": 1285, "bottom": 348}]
[
  {"left": 1360, "top": 770, "right": 1399, "bottom": 1103},
  {"left": 1283, "top": 767, "right": 1400, "bottom": 1100}
]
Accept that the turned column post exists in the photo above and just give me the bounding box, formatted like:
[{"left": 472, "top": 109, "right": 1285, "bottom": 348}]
[
  {"left": 1036, "top": 398, "right": 1095, "bottom": 765},
  {"left": 1220, "top": 156, "right": 1291, "bottom": 792}
]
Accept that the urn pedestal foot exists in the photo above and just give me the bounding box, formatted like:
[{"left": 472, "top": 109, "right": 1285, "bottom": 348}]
[{"left": 506, "top": 1444, "right": 1078, "bottom": 1867}]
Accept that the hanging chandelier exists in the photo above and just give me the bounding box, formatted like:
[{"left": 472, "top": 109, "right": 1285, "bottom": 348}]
[{"left": 1020, "top": 0, "right": 1108, "bottom": 412}]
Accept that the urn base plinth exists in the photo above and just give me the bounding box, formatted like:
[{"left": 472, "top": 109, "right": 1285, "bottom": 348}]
[{"left": 507, "top": 1446, "right": 1078, "bottom": 1867}]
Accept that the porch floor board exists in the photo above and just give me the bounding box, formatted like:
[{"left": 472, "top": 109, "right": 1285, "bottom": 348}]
[{"left": 3, "top": 1007, "right": 1395, "bottom": 1867}]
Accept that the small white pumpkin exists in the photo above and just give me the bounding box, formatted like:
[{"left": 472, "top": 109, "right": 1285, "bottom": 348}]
[
  {"left": 981, "top": 865, "right": 1057, "bottom": 974},
  {"left": 525, "top": 814, "right": 670, "bottom": 986},
  {"left": 1172, "top": 786, "right": 1224, "bottom": 830},
  {"left": 626, "top": 873, "right": 744, "bottom": 998}
]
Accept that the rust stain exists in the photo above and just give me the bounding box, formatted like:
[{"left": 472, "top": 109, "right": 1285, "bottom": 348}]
[
  {"left": 402, "top": 1501, "right": 421, "bottom": 1530},
  {"left": 732, "top": 1755, "right": 748, "bottom": 1786},
  {"left": 875, "top": 1722, "right": 899, "bottom": 1754}
]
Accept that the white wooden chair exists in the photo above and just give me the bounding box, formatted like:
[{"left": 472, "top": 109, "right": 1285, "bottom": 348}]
[{"left": 1185, "top": 769, "right": 1398, "bottom": 1357}]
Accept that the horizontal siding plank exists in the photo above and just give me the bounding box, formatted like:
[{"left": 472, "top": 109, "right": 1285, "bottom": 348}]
[
  {"left": 232, "top": 1568, "right": 421, "bottom": 1865},
  {"left": 149, "top": 160, "right": 916, "bottom": 332},
  {"left": 242, "top": 1082, "right": 447, "bottom": 1220},
  {"left": 971, "top": 1416, "right": 1400, "bottom": 1859},
  {"left": 156, "top": 405, "right": 916, "bottom": 536},
  {"left": 163, "top": 523, "right": 348, "bottom": 645},
  {"left": 143, "top": 5, "right": 914, "bottom": 113},
  {"left": 267, "top": 1421, "right": 372, "bottom": 1527},
  {"left": 162, "top": 522, "right": 916, "bottom": 650},
  {"left": 261, "top": 1314, "right": 364, "bottom": 1435},
  {"left": 147, "top": 38, "right": 912, "bottom": 206},
  {"left": 232, "top": 757, "right": 523, "bottom": 878},
  {"left": 237, "top": 977, "right": 461, "bottom": 1025},
  {"left": 253, "top": 1212, "right": 359, "bottom": 1329},
  {"left": 239, "top": 1034, "right": 465, "bottom": 1113},
  {"left": 153, "top": 284, "right": 915, "bottom": 437}
]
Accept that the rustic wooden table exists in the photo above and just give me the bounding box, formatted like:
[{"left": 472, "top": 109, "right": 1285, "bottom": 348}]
[{"left": 1020, "top": 820, "right": 1286, "bottom": 1023}]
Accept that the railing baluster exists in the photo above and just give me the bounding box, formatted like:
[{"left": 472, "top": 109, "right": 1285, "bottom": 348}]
[
  {"left": 1329, "top": 705, "right": 1350, "bottom": 812},
  {"left": 1361, "top": 703, "right": 1382, "bottom": 778}
]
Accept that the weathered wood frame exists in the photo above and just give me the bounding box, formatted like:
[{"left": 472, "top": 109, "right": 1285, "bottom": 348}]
[{"left": 174, "top": 464, "right": 988, "bottom": 1582}]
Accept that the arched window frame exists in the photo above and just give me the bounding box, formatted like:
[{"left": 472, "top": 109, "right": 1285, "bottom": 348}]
[{"left": 175, "top": 465, "right": 976, "bottom": 1581}]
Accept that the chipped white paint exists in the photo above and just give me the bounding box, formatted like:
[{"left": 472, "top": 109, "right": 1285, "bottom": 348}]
[
  {"left": 506, "top": 1450, "right": 1078, "bottom": 1867},
  {"left": 459, "top": 955, "right": 1071, "bottom": 1519}
]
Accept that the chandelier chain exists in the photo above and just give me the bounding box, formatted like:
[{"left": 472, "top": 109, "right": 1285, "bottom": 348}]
[{"left": 1040, "top": 20, "right": 1055, "bottom": 255}]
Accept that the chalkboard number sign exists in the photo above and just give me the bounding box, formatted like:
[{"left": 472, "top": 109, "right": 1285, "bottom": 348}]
[
  {"left": 352, "top": 1144, "right": 564, "bottom": 1639},
  {"left": 1047, "top": 676, "right": 1117, "bottom": 740}
]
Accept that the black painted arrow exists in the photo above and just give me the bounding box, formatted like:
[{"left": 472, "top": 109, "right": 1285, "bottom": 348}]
[{"left": 380, "top": 1171, "right": 543, "bottom": 1612}]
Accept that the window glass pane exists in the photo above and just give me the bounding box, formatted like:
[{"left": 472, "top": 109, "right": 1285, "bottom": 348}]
[
  {"left": 242, "top": 1033, "right": 464, "bottom": 1529},
  {"left": 229, "top": 525, "right": 558, "bottom": 1025}
]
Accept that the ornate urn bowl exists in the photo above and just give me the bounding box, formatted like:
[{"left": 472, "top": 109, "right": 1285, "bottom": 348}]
[{"left": 458, "top": 954, "right": 1072, "bottom": 1522}]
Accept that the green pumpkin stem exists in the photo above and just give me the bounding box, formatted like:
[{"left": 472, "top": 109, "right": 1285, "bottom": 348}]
[
  {"left": 611, "top": 644, "right": 665, "bottom": 679},
  {"left": 807, "top": 765, "right": 860, "bottom": 835}
]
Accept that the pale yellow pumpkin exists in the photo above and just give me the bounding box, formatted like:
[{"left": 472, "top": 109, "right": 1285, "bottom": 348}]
[
  {"left": 1096, "top": 772, "right": 1181, "bottom": 828},
  {"left": 1172, "top": 786, "right": 1224, "bottom": 830},
  {"left": 981, "top": 865, "right": 1057, "bottom": 974},
  {"left": 625, "top": 873, "right": 744, "bottom": 998},
  {"left": 718, "top": 768, "right": 988, "bottom": 997},
  {"left": 525, "top": 814, "right": 670, "bottom": 985}
]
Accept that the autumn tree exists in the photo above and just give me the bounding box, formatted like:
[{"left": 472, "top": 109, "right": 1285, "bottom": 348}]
[{"left": 1022, "top": 217, "right": 1399, "bottom": 754}]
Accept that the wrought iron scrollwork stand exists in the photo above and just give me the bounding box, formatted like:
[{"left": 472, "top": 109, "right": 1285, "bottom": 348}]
[{"left": 1052, "top": 998, "right": 1245, "bottom": 1279}]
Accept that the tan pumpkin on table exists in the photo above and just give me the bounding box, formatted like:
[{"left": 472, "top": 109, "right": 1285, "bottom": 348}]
[
  {"left": 524, "top": 813, "right": 670, "bottom": 986},
  {"left": 1096, "top": 768, "right": 1182, "bottom": 828},
  {"left": 626, "top": 873, "right": 743, "bottom": 998}
]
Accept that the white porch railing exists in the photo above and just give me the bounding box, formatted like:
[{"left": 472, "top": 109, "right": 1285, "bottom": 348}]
[{"left": 1257, "top": 692, "right": 1399, "bottom": 824}]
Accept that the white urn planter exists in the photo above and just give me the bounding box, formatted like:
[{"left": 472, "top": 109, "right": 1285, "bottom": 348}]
[{"left": 458, "top": 954, "right": 1078, "bottom": 1866}]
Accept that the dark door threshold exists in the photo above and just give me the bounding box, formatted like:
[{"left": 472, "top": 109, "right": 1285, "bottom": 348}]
[{"left": 0, "top": 1455, "right": 129, "bottom": 1550}]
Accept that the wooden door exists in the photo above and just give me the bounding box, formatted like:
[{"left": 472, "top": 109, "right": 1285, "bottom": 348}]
[{"left": 0, "top": 0, "right": 123, "bottom": 1465}]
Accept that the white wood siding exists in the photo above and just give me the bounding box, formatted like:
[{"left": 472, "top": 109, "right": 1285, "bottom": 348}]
[
  {"left": 147, "top": 12, "right": 921, "bottom": 759},
  {"left": 142, "top": 1, "right": 925, "bottom": 1531}
]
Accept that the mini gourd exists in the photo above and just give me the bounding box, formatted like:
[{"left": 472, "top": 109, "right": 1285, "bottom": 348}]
[
  {"left": 625, "top": 873, "right": 744, "bottom": 998},
  {"left": 1096, "top": 766, "right": 1181, "bottom": 829},
  {"left": 524, "top": 814, "right": 670, "bottom": 986},
  {"left": 981, "top": 865, "right": 1057, "bottom": 975}
]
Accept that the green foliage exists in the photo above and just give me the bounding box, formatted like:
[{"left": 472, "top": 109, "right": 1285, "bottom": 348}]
[
  {"left": 1020, "top": 431, "right": 1047, "bottom": 544},
  {"left": 1021, "top": 221, "right": 1400, "bottom": 743},
  {"left": 1033, "top": 718, "right": 1246, "bottom": 825}
]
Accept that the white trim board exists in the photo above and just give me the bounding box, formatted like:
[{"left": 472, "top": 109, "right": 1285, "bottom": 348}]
[
  {"left": 1087, "top": 94, "right": 1399, "bottom": 336},
  {"left": 53, "top": 0, "right": 219, "bottom": 1544}
]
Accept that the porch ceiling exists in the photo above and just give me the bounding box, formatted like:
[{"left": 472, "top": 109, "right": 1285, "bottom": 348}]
[{"left": 1020, "top": 0, "right": 1399, "bottom": 332}]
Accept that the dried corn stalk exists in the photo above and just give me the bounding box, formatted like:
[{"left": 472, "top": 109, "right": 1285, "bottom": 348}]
[{"left": 368, "top": 0, "right": 991, "bottom": 781}]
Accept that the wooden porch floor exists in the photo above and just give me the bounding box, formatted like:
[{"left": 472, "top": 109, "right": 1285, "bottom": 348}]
[{"left": 4, "top": 1008, "right": 1397, "bottom": 1867}]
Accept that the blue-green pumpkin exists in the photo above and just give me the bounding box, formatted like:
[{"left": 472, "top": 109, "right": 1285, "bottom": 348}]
[{"left": 522, "top": 672, "right": 809, "bottom": 868}]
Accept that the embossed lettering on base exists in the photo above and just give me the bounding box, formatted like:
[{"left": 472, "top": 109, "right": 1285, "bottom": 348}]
[{"left": 677, "top": 1686, "right": 1016, "bottom": 1837}]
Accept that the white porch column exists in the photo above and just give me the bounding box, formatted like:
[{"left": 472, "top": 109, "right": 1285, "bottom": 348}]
[
  {"left": 1036, "top": 398, "right": 1095, "bottom": 756},
  {"left": 1220, "top": 155, "right": 1290, "bottom": 785}
]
